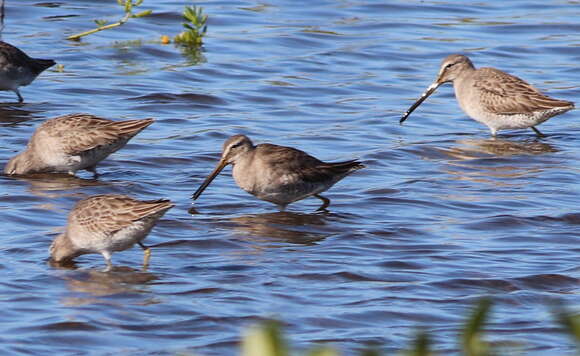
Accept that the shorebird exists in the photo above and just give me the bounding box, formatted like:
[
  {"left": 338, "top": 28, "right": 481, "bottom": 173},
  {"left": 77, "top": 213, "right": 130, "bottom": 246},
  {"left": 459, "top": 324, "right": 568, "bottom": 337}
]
[
  {"left": 50, "top": 194, "right": 174, "bottom": 269},
  {"left": 0, "top": 41, "right": 55, "bottom": 103},
  {"left": 4, "top": 113, "right": 154, "bottom": 177},
  {"left": 400, "top": 54, "right": 575, "bottom": 137},
  {"left": 192, "top": 134, "right": 364, "bottom": 211}
]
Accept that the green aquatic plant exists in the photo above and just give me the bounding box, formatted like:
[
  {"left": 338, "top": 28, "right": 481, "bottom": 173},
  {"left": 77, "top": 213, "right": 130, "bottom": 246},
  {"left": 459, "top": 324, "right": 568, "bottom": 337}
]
[
  {"left": 553, "top": 303, "right": 580, "bottom": 346},
  {"left": 237, "top": 299, "right": 580, "bottom": 355},
  {"left": 402, "top": 330, "right": 431, "bottom": 356},
  {"left": 461, "top": 298, "right": 493, "bottom": 356},
  {"left": 67, "top": 0, "right": 152, "bottom": 41},
  {"left": 173, "top": 4, "right": 208, "bottom": 47},
  {"left": 242, "top": 320, "right": 289, "bottom": 356}
]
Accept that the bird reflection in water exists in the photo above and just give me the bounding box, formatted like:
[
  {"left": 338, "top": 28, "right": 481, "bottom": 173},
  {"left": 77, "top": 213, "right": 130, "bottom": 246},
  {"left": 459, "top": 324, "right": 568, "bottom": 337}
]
[
  {"left": 52, "top": 265, "right": 158, "bottom": 307},
  {"left": 189, "top": 209, "right": 334, "bottom": 246},
  {"left": 439, "top": 137, "right": 558, "bottom": 187},
  {"left": 444, "top": 138, "right": 557, "bottom": 159},
  {"left": 0, "top": 103, "right": 37, "bottom": 124},
  {"left": 5, "top": 173, "right": 107, "bottom": 198}
]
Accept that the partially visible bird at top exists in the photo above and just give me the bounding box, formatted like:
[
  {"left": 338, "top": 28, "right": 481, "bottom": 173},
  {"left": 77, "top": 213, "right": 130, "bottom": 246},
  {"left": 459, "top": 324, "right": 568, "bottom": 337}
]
[{"left": 0, "top": 41, "right": 55, "bottom": 103}]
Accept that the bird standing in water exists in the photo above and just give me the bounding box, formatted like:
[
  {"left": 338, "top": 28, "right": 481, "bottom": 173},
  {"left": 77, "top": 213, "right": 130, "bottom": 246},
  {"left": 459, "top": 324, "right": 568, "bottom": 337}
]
[
  {"left": 4, "top": 113, "right": 154, "bottom": 177},
  {"left": 0, "top": 41, "right": 55, "bottom": 103},
  {"left": 50, "top": 194, "right": 174, "bottom": 270},
  {"left": 192, "top": 135, "right": 364, "bottom": 211},
  {"left": 400, "top": 54, "right": 574, "bottom": 137}
]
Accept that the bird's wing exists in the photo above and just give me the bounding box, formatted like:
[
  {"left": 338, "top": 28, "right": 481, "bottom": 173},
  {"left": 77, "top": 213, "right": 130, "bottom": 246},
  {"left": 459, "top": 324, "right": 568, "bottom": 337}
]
[
  {"left": 473, "top": 67, "right": 573, "bottom": 115},
  {"left": 257, "top": 144, "right": 362, "bottom": 184},
  {"left": 71, "top": 195, "right": 172, "bottom": 235},
  {"left": 40, "top": 114, "right": 153, "bottom": 155}
]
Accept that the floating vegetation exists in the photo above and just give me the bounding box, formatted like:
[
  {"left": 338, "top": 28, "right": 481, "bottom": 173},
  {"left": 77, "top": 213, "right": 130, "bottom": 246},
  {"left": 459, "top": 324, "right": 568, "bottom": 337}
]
[
  {"left": 240, "top": 299, "right": 580, "bottom": 355},
  {"left": 67, "top": 0, "right": 152, "bottom": 41},
  {"left": 173, "top": 5, "right": 208, "bottom": 47}
]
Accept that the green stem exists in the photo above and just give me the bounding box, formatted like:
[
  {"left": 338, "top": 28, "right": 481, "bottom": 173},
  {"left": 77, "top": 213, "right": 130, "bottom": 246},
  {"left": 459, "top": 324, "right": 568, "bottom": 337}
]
[{"left": 67, "top": 13, "right": 131, "bottom": 41}]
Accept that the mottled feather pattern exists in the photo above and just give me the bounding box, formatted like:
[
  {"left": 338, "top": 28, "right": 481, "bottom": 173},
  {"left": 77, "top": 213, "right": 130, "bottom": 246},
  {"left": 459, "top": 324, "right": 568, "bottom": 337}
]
[
  {"left": 71, "top": 194, "right": 173, "bottom": 235},
  {"left": 194, "top": 135, "right": 364, "bottom": 209},
  {"left": 472, "top": 67, "right": 573, "bottom": 115},
  {"left": 255, "top": 144, "right": 364, "bottom": 184},
  {"left": 37, "top": 114, "right": 154, "bottom": 155},
  {"left": 4, "top": 113, "right": 154, "bottom": 175},
  {"left": 0, "top": 42, "right": 33, "bottom": 66},
  {"left": 50, "top": 194, "right": 173, "bottom": 265},
  {"left": 0, "top": 41, "right": 55, "bottom": 77}
]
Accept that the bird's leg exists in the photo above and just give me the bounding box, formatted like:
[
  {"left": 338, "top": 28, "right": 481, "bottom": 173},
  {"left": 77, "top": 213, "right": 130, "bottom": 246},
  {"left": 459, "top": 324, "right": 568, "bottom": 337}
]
[
  {"left": 314, "top": 194, "right": 330, "bottom": 212},
  {"left": 102, "top": 251, "right": 113, "bottom": 272},
  {"left": 15, "top": 89, "right": 23, "bottom": 103},
  {"left": 138, "top": 242, "right": 151, "bottom": 270},
  {"left": 86, "top": 165, "right": 99, "bottom": 179},
  {"left": 531, "top": 126, "right": 546, "bottom": 138}
]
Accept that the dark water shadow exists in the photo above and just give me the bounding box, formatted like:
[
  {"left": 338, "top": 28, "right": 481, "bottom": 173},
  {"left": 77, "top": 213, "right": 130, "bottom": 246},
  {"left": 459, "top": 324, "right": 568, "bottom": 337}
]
[
  {"left": 130, "top": 92, "right": 226, "bottom": 105},
  {"left": 0, "top": 103, "right": 41, "bottom": 125},
  {"left": 225, "top": 211, "right": 334, "bottom": 245},
  {"left": 437, "top": 137, "right": 559, "bottom": 186},
  {"left": 442, "top": 137, "right": 558, "bottom": 160},
  {"left": 4, "top": 173, "right": 109, "bottom": 197},
  {"left": 176, "top": 44, "right": 207, "bottom": 66},
  {"left": 52, "top": 265, "right": 158, "bottom": 307}
]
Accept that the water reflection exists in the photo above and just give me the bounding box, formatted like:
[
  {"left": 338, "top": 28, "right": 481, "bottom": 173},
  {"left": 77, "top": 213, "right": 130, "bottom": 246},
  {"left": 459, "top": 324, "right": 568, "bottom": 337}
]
[
  {"left": 57, "top": 266, "right": 158, "bottom": 307},
  {"left": 177, "top": 44, "right": 206, "bottom": 66},
  {"left": 440, "top": 138, "right": 558, "bottom": 187},
  {"left": 0, "top": 104, "right": 38, "bottom": 125},
  {"left": 6, "top": 173, "right": 108, "bottom": 197},
  {"left": 227, "top": 211, "right": 331, "bottom": 245},
  {"left": 442, "top": 137, "right": 557, "bottom": 160}
]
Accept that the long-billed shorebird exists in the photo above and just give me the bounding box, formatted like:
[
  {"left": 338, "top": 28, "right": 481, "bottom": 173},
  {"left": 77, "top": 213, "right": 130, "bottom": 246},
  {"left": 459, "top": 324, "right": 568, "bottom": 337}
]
[
  {"left": 4, "top": 113, "right": 154, "bottom": 176},
  {"left": 400, "top": 54, "right": 575, "bottom": 137},
  {"left": 0, "top": 41, "right": 55, "bottom": 103},
  {"left": 50, "top": 194, "right": 174, "bottom": 269},
  {"left": 192, "top": 134, "right": 365, "bottom": 211}
]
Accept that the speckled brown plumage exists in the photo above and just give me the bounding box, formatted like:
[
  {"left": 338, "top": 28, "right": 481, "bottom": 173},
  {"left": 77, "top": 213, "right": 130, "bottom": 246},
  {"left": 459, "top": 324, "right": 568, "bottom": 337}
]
[
  {"left": 50, "top": 194, "right": 174, "bottom": 268},
  {"left": 192, "top": 134, "right": 364, "bottom": 211},
  {"left": 0, "top": 41, "right": 55, "bottom": 102},
  {"left": 401, "top": 54, "right": 574, "bottom": 136},
  {"left": 472, "top": 67, "right": 572, "bottom": 115},
  {"left": 4, "top": 113, "right": 154, "bottom": 176}
]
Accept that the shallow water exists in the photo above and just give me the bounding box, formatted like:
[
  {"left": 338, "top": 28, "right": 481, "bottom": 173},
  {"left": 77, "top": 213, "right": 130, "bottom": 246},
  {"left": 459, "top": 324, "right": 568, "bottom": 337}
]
[{"left": 0, "top": 0, "right": 579, "bottom": 355}]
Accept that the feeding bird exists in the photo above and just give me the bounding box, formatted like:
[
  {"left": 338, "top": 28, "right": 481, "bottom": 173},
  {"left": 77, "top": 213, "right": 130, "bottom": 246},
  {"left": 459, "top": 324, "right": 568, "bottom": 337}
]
[
  {"left": 400, "top": 54, "right": 574, "bottom": 137},
  {"left": 4, "top": 113, "right": 154, "bottom": 177},
  {"left": 192, "top": 134, "right": 364, "bottom": 211},
  {"left": 0, "top": 41, "right": 55, "bottom": 103},
  {"left": 50, "top": 194, "right": 174, "bottom": 269}
]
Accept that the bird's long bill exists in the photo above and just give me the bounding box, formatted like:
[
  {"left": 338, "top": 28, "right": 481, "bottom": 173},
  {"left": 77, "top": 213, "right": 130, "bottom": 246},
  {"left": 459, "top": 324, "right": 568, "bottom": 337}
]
[
  {"left": 400, "top": 81, "right": 442, "bottom": 124},
  {"left": 192, "top": 159, "right": 228, "bottom": 200}
]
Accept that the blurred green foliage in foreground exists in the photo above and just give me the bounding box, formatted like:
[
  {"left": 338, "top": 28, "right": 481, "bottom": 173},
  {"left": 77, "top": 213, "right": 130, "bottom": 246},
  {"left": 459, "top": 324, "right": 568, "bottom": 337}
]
[{"left": 240, "top": 298, "right": 580, "bottom": 356}]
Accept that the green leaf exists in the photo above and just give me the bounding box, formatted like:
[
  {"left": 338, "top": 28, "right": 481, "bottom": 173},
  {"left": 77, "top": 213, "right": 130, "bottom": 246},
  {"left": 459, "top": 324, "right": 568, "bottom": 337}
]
[
  {"left": 242, "top": 320, "right": 289, "bottom": 356},
  {"left": 124, "top": 0, "right": 132, "bottom": 13},
  {"left": 307, "top": 346, "right": 340, "bottom": 356},
  {"left": 403, "top": 330, "right": 430, "bottom": 356},
  {"left": 461, "top": 298, "right": 492, "bottom": 356},
  {"left": 553, "top": 305, "right": 580, "bottom": 344},
  {"left": 133, "top": 9, "right": 152, "bottom": 18}
]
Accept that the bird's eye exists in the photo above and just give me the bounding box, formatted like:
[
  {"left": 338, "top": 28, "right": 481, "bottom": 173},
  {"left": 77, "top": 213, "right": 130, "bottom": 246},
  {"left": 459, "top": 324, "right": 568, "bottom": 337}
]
[
  {"left": 445, "top": 62, "right": 457, "bottom": 70},
  {"left": 231, "top": 142, "right": 243, "bottom": 149}
]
